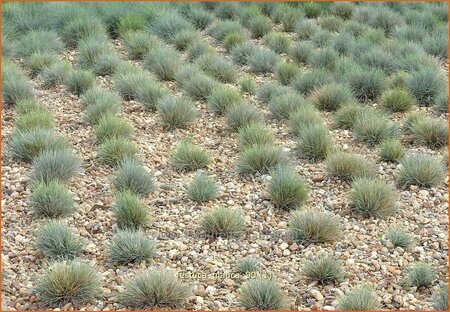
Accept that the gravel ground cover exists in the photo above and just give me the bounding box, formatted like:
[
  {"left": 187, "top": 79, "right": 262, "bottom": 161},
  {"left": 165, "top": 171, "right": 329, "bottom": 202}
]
[{"left": 1, "top": 2, "right": 448, "bottom": 311}]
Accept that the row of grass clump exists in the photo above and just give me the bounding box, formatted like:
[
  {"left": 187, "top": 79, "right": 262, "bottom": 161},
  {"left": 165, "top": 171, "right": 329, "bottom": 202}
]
[
  {"left": 115, "top": 9, "right": 258, "bottom": 308},
  {"left": 2, "top": 59, "right": 102, "bottom": 307},
  {"left": 74, "top": 30, "right": 161, "bottom": 272},
  {"left": 118, "top": 10, "right": 260, "bottom": 309},
  {"left": 118, "top": 9, "right": 220, "bottom": 209},
  {"left": 13, "top": 28, "right": 105, "bottom": 308},
  {"left": 130, "top": 5, "right": 252, "bottom": 257},
  {"left": 68, "top": 29, "right": 192, "bottom": 309},
  {"left": 3, "top": 1, "right": 448, "bottom": 310}
]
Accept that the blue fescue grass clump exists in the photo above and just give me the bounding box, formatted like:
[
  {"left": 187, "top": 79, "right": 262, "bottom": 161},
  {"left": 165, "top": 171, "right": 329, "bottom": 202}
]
[
  {"left": 291, "top": 69, "right": 333, "bottom": 96},
  {"left": 41, "top": 61, "right": 72, "bottom": 87},
  {"left": 114, "top": 158, "right": 155, "bottom": 196},
  {"left": 239, "top": 76, "right": 257, "bottom": 94},
  {"left": 83, "top": 86, "right": 121, "bottom": 123},
  {"left": 238, "top": 276, "right": 286, "bottom": 310},
  {"left": 380, "top": 88, "right": 415, "bottom": 113},
  {"left": 407, "top": 69, "right": 446, "bottom": 107},
  {"left": 397, "top": 153, "right": 445, "bottom": 188},
  {"left": 119, "top": 269, "right": 190, "bottom": 309},
  {"left": 98, "top": 138, "right": 138, "bottom": 167},
  {"left": 231, "top": 41, "right": 258, "bottom": 65},
  {"left": 222, "top": 32, "right": 247, "bottom": 52},
  {"left": 2, "top": 62, "right": 35, "bottom": 105},
  {"left": 114, "top": 191, "right": 148, "bottom": 229},
  {"left": 108, "top": 229, "right": 156, "bottom": 265},
  {"left": 65, "top": 69, "right": 95, "bottom": 96},
  {"left": 264, "top": 32, "right": 291, "bottom": 54},
  {"left": 36, "top": 221, "right": 84, "bottom": 260},
  {"left": 156, "top": 95, "right": 198, "bottom": 129},
  {"left": 208, "top": 20, "right": 242, "bottom": 40},
  {"left": 113, "top": 64, "right": 148, "bottom": 100},
  {"left": 175, "top": 64, "right": 216, "bottom": 100},
  {"left": 186, "top": 40, "right": 213, "bottom": 61},
  {"left": 31, "top": 180, "right": 75, "bottom": 218},
  {"left": 95, "top": 114, "right": 133, "bottom": 143},
  {"left": 61, "top": 17, "right": 107, "bottom": 49},
  {"left": 248, "top": 47, "right": 280, "bottom": 74},
  {"left": 26, "top": 52, "right": 57, "bottom": 76},
  {"left": 295, "top": 19, "right": 319, "bottom": 40},
  {"left": 35, "top": 260, "right": 100, "bottom": 308},
  {"left": 289, "top": 209, "right": 341, "bottom": 244},
  {"left": 201, "top": 206, "right": 245, "bottom": 237},
  {"left": 296, "top": 124, "right": 332, "bottom": 162},
  {"left": 31, "top": 149, "right": 81, "bottom": 184},
  {"left": 196, "top": 53, "right": 237, "bottom": 83},
  {"left": 276, "top": 62, "right": 300, "bottom": 86},
  {"left": 309, "top": 83, "right": 354, "bottom": 112},
  {"left": 347, "top": 67, "right": 387, "bottom": 102},
  {"left": 171, "top": 140, "right": 211, "bottom": 172},
  {"left": 237, "top": 145, "right": 288, "bottom": 174},
  {"left": 226, "top": 103, "right": 264, "bottom": 131},
  {"left": 10, "top": 129, "right": 67, "bottom": 162},
  {"left": 268, "top": 165, "right": 309, "bottom": 211},
  {"left": 326, "top": 152, "right": 376, "bottom": 182},
  {"left": 309, "top": 47, "right": 338, "bottom": 71},
  {"left": 432, "top": 283, "right": 448, "bottom": 310},
  {"left": 268, "top": 92, "right": 305, "bottom": 120},
  {"left": 386, "top": 227, "right": 413, "bottom": 249},
  {"left": 380, "top": 139, "right": 406, "bottom": 163},
  {"left": 238, "top": 123, "right": 275, "bottom": 148},
  {"left": 237, "top": 257, "right": 260, "bottom": 274},
  {"left": 248, "top": 15, "right": 272, "bottom": 38},
  {"left": 349, "top": 178, "right": 397, "bottom": 218},
  {"left": 151, "top": 11, "right": 193, "bottom": 41},
  {"left": 144, "top": 46, "right": 181, "bottom": 81},
  {"left": 16, "top": 110, "right": 55, "bottom": 132},
  {"left": 14, "top": 30, "right": 63, "bottom": 59},
  {"left": 302, "top": 253, "right": 344, "bottom": 284},
  {"left": 257, "top": 82, "right": 290, "bottom": 104},
  {"left": 207, "top": 85, "right": 241, "bottom": 115},
  {"left": 289, "top": 104, "right": 322, "bottom": 136},
  {"left": 173, "top": 29, "right": 201, "bottom": 51},
  {"left": 406, "top": 263, "right": 436, "bottom": 288},
  {"left": 289, "top": 41, "right": 314, "bottom": 64},
  {"left": 353, "top": 109, "right": 398, "bottom": 146},
  {"left": 337, "top": 285, "right": 379, "bottom": 310},
  {"left": 77, "top": 34, "right": 114, "bottom": 69},
  {"left": 123, "top": 31, "right": 155, "bottom": 60},
  {"left": 410, "top": 117, "right": 448, "bottom": 149},
  {"left": 333, "top": 104, "right": 362, "bottom": 130},
  {"left": 186, "top": 172, "right": 218, "bottom": 203}
]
